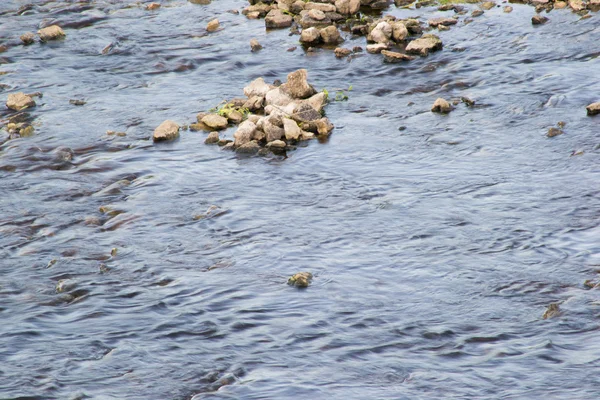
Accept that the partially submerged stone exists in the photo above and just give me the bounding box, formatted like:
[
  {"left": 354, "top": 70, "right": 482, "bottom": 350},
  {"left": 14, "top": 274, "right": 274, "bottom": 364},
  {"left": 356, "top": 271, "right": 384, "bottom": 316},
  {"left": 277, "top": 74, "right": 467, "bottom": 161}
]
[
  {"left": 281, "top": 69, "right": 316, "bottom": 99},
  {"left": 205, "top": 131, "right": 220, "bottom": 144},
  {"left": 532, "top": 15, "right": 549, "bottom": 25},
  {"left": 367, "top": 43, "right": 389, "bottom": 54},
  {"left": 153, "top": 120, "right": 180, "bottom": 142},
  {"left": 265, "top": 9, "right": 293, "bottom": 28},
  {"left": 480, "top": 1, "right": 496, "bottom": 10},
  {"left": 586, "top": 102, "right": 600, "bottom": 116},
  {"left": 38, "top": 25, "right": 65, "bottom": 42},
  {"left": 201, "top": 114, "right": 228, "bottom": 130},
  {"left": 431, "top": 98, "right": 452, "bottom": 113},
  {"left": 428, "top": 17, "right": 458, "bottom": 27},
  {"left": 392, "top": 22, "right": 409, "bottom": 42},
  {"left": 234, "top": 120, "right": 257, "bottom": 146},
  {"left": 300, "top": 27, "right": 321, "bottom": 44},
  {"left": 207, "top": 19, "right": 220, "bottom": 32},
  {"left": 334, "top": 47, "right": 352, "bottom": 57},
  {"left": 547, "top": 127, "right": 564, "bottom": 137},
  {"left": 288, "top": 272, "right": 313, "bottom": 288},
  {"left": 320, "top": 25, "right": 342, "bottom": 45},
  {"left": 6, "top": 92, "right": 36, "bottom": 111},
  {"left": 20, "top": 32, "right": 35, "bottom": 45},
  {"left": 146, "top": 2, "right": 161, "bottom": 10},
  {"left": 250, "top": 38, "right": 262, "bottom": 52},
  {"left": 381, "top": 50, "right": 414, "bottom": 63},
  {"left": 542, "top": 303, "right": 561, "bottom": 319},
  {"left": 405, "top": 34, "right": 442, "bottom": 56},
  {"left": 236, "top": 140, "right": 260, "bottom": 154}
]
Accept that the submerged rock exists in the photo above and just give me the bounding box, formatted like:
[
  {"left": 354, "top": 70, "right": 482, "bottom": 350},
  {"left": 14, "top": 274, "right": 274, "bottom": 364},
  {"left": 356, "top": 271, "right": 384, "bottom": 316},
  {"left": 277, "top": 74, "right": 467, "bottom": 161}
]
[
  {"left": 288, "top": 272, "right": 313, "bottom": 288},
  {"left": 431, "top": 98, "right": 452, "bottom": 113},
  {"left": 153, "top": 120, "right": 180, "bottom": 142},
  {"left": 542, "top": 303, "right": 561, "bottom": 319},
  {"left": 334, "top": 47, "right": 352, "bottom": 57},
  {"left": 38, "top": 25, "right": 65, "bottom": 41},
  {"left": 547, "top": 127, "right": 564, "bottom": 137},
  {"left": 6, "top": 92, "right": 36, "bottom": 111}
]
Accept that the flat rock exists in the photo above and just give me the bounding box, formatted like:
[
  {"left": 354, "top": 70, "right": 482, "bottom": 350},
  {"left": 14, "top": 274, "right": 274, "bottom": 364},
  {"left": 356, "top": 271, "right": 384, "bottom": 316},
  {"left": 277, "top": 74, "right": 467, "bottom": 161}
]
[
  {"left": 367, "top": 43, "right": 389, "bottom": 54},
  {"left": 153, "top": 120, "right": 180, "bottom": 142},
  {"left": 265, "top": 9, "right": 293, "bottom": 28},
  {"left": 267, "top": 139, "right": 287, "bottom": 148},
  {"left": 308, "top": 9, "right": 327, "bottom": 20},
  {"left": 586, "top": 102, "right": 600, "bottom": 115},
  {"left": 381, "top": 50, "right": 414, "bottom": 62},
  {"left": 201, "top": 114, "right": 229, "bottom": 130},
  {"left": 6, "top": 92, "right": 36, "bottom": 111},
  {"left": 428, "top": 17, "right": 458, "bottom": 27},
  {"left": 38, "top": 25, "right": 65, "bottom": 41},
  {"left": 405, "top": 34, "right": 442, "bottom": 56},
  {"left": 480, "top": 1, "right": 495, "bottom": 10},
  {"left": 292, "top": 103, "right": 321, "bottom": 123},
  {"left": 431, "top": 98, "right": 452, "bottom": 113},
  {"left": 305, "top": 2, "right": 337, "bottom": 12},
  {"left": 266, "top": 87, "right": 295, "bottom": 107}
]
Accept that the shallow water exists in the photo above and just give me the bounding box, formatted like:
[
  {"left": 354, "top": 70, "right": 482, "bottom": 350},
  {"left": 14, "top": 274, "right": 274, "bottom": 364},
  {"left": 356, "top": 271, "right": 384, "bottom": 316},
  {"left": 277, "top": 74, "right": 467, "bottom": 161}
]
[{"left": 1, "top": 1, "right": 600, "bottom": 399}]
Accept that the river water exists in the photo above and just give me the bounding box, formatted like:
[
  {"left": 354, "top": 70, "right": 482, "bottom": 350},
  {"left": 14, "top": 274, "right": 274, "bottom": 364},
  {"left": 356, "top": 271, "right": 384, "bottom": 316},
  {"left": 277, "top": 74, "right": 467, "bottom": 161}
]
[{"left": 1, "top": 1, "right": 599, "bottom": 398}]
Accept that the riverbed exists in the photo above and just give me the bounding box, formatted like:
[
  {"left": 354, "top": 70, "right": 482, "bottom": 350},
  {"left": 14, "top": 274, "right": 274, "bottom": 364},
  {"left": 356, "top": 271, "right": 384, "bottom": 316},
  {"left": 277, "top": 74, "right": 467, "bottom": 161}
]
[{"left": 1, "top": 1, "right": 600, "bottom": 398}]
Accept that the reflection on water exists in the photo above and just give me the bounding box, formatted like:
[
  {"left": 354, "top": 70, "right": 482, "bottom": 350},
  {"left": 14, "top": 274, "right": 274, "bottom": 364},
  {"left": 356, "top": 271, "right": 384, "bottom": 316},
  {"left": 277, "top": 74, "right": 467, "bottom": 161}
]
[{"left": 1, "top": 1, "right": 600, "bottom": 399}]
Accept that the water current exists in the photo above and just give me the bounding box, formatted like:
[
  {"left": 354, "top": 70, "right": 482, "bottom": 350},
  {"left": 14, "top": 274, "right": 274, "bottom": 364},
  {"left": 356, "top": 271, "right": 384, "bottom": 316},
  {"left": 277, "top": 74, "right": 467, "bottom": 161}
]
[{"left": 1, "top": 0, "right": 599, "bottom": 398}]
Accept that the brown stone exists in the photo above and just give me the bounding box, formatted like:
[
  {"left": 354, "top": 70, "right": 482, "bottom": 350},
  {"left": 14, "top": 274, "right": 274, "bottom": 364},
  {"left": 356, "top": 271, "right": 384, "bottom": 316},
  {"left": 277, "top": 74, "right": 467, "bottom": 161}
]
[
  {"left": 20, "top": 32, "right": 35, "bottom": 45},
  {"left": 153, "top": 120, "right": 180, "bottom": 142},
  {"left": 532, "top": 15, "right": 549, "bottom": 25},
  {"left": 281, "top": 69, "right": 316, "bottom": 99},
  {"left": 265, "top": 10, "right": 293, "bottom": 29},
  {"left": 201, "top": 114, "right": 228, "bottom": 130},
  {"left": 431, "top": 98, "right": 452, "bottom": 113},
  {"left": 38, "top": 25, "right": 65, "bottom": 42},
  {"left": 206, "top": 19, "right": 219, "bottom": 32},
  {"left": 381, "top": 50, "right": 414, "bottom": 63},
  {"left": 405, "top": 34, "right": 442, "bottom": 56},
  {"left": 586, "top": 102, "right": 600, "bottom": 116},
  {"left": 6, "top": 92, "right": 36, "bottom": 111}
]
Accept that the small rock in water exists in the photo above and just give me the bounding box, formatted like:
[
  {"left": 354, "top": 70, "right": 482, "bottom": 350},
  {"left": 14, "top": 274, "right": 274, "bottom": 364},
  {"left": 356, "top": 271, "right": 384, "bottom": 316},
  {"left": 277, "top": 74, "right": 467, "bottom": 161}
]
[
  {"left": 431, "top": 98, "right": 452, "bottom": 113},
  {"left": 250, "top": 38, "right": 262, "bottom": 52},
  {"left": 300, "top": 27, "right": 321, "bottom": 45},
  {"left": 6, "top": 92, "right": 36, "bottom": 111},
  {"left": 586, "top": 102, "right": 600, "bottom": 116},
  {"left": 319, "top": 25, "right": 342, "bottom": 45},
  {"left": 542, "top": 303, "right": 561, "bottom": 319},
  {"left": 38, "top": 25, "right": 65, "bottom": 42},
  {"left": 472, "top": 10, "right": 484, "bottom": 17},
  {"left": 288, "top": 272, "right": 313, "bottom": 288},
  {"left": 367, "top": 43, "right": 389, "bottom": 54},
  {"left": 405, "top": 34, "right": 442, "bottom": 56},
  {"left": 201, "top": 114, "right": 228, "bottom": 130},
  {"left": 236, "top": 140, "right": 260, "bottom": 154},
  {"left": 532, "top": 15, "right": 549, "bottom": 25},
  {"left": 20, "top": 32, "right": 35, "bottom": 45},
  {"left": 461, "top": 97, "right": 475, "bottom": 107},
  {"left": 547, "top": 127, "right": 564, "bottom": 137},
  {"left": 428, "top": 17, "right": 458, "bottom": 27},
  {"left": 153, "top": 120, "right": 180, "bottom": 142},
  {"left": 205, "top": 131, "right": 220, "bottom": 144},
  {"left": 266, "top": 139, "right": 286, "bottom": 149},
  {"left": 111, "top": 248, "right": 118, "bottom": 257},
  {"left": 265, "top": 9, "right": 293, "bottom": 29},
  {"left": 381, "top": 50, "right": 414, "bottom": 63},
  {"left": 281, "top": 69, "right": 316, "bottom": 99},
  {"left": 334, "top": 47, "right": 352, "bottom": 57},
  {"left": 206, "top": 19, "right": 220, "bottom": 32},
  {"left": 56, "top": 279, "right": 77, "bottom": 293},
  {"left": 146, "top": 2, "right": 161, "bottom": 10},
  {"left": 503, "top": 6, "right": 513, "bottom": 12},
  {"left": 69, "top": 99, "right": 86, "bottom": 106},
  {"left": 480, "top": 1, "right": 496, "bottom": 10}
]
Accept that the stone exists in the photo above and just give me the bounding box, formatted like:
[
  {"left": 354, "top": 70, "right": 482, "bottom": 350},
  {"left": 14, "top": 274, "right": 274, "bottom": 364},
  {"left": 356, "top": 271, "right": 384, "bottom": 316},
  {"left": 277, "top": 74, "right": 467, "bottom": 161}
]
[
  {"left": 431, "top": 98, "right": 452, "bottom": 113},
  {"left": 207, "top": 19, "right": 219, "bottom": 32},
  {"left": 315, "top": 117, "right": 334, "bottom": 135},
  {"left": 335, "top": 0, "right": 361, "bottom": 15},
  {"left": 298, "top": 10, "right": 332, "bottom": 28},
  {"left": 472, "top": 10, "right": 484, "bottom": 17},
  {"left": 369, "top": 21, "right": 392, "bottom": 44},
  {"left": 334, "top": 47, "right": 352, "bottom": 57},
  {"left": 146, "top": 2, "right": 161, "bottom": 10},
  {"left": 153, "top": 120, "right": 180, "bottom": 142},
  {"left": 308, "top": 9, "right": 327, "bottom": 20},
  {"left": 480, "top": 1, "right": 495, "bottom": 10},
  {"left": 366, "top": 43, "right": 389, "bottom": 54},
  {"left": 590, "top": 0, "right": 600, "bottom": 11},
  {"left": 381, "top": 50, "right": 414, "bottom": 62},
  {"left": 303, "top": 92, "right": 327, "bottom": 113},
  {"left": 392, "top": 22, "right": 409, "bottom": 42},
  {"left": 405, "top": 34, "right": 443, "bottom": 56},
  {"left": 555, "top": 1, "right": 568, "bottom": 8},
  {"left": 305, "top": 2, "right": 337, "bottom": 12},
  {"left": 38, "top": 25, "right": 65, "bottom": 42},
  {"left": 569, "top": 0, "right": 586, "bottom": 11},
  {"left": 547, "top": 128, "right": 564, "bottom": 137},
  {"left": 234, "top": 120, "right": 256, "bottom": 146},
  {"left": 504, "top": 6, "right": 513, "bottom": 12},
  {"left": 244, "top": 77, "right": 272, "bottom": 98},
  {"left": 291, "top": 0, "right": 306, "bottom": 13},
  {"left": 281, "top": 69, "right": 316, "bottom": 99},
  {"left": 201, "top": 114, "right": 228, "bottom": 130},
  {"left": 236, "top": 140, "right": 260, "bottom": 154},
  {"left": 300, "top": 27, "right": 321, "bottom": 44},
  {"left": 20, "top": 32, "right": 35, "bottom": 45},
  {"left": 267, "top": 140, "right": 287, "bottom": 149},
  {"left": 283, "top": 118, "right": 302, "bottom": 140},
  {"left": 250, "top": 38, "right": 262, "bottom": 52},
  {"left": 265, "top": 9, "right": 293, "bottom": 29},
  {"left": 542, "top": 303, "right": 561, "bottom": 319},
  {"left": 300, "top": 130, "right": 315, "bottom": 140},
  {"left": 320, "top": 25, "right": 342, "bottom": 45},
  {"left": 244, "top": 96, "right": 265, "bottom": 112},
  {"left": 288, "top": 272, "right": 313, "bottom": 288},
  {"left": 293, "top": 103, "right": 321, "bottom": 122},
  {"left": 224, "top": 109, "right": 244, "bottom": 124},
  {"left": 205, "top": 131, "right": 220, "bottom": 144},
  {"left": 532, "top": 15, "right": 549, "bottom": 25},
  {"left": 263, "top": 119, "right": 285, "bottom": 142},
  {"left": 586, "top": 102, "right": 600, "bottom": 115},
  {"left": 69, "top": 99, "right": 86, "bottom": 106},
  {"left": 266, "top": 87, "right": 295, "bottom": 107},
  {"left": 428, "top": 17, "right": 458, "bottom": 27},
  {"left": 6, "top": 92, "right": 36, "bottom": 111}
]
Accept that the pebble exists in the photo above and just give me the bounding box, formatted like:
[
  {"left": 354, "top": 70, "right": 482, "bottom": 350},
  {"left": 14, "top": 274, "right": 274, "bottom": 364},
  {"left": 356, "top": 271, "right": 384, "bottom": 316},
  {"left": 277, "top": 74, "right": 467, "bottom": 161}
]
[{"left": 206, "top": 19, "right": 220, "bottom": 32}]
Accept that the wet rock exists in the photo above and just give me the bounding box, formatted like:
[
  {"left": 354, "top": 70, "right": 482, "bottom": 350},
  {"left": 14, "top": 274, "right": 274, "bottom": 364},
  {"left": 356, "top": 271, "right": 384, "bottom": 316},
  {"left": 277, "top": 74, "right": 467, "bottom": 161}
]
[
  {"left": 288, "top": 272, "right": 313, "bottom": 288},
  {"left": 217, "top": 138, "right": 232, "bottom": 146},
  {"left": 234, "top": 120, "right": 257, "bottom": 146},
  {"left": 335, "top": 0, "right": 361, "bottom": 15},
  {"left": 569, "top": 0, "right": 586, "bottom": 11},
  {"left": 472, "top": 10, "right": 484, "bottom": 17},
  {"left": 428, "top": 17, "right": 458, "bottom": 27},
  {"left": 431, "top": 98, "right": 452, "bottom": 113},
  {"left": 590, "top": 0, "right": 600, "bottom": 11},
  {"left": 225, "top": 109, "right": 244, "bottom": 124},
  {"left": 201, "top": 114, "right": 228, "bottom": 130},
  {"left": 586, "top": 102, "right": 600, "bottom": 116},
  {"left": 281, "top": 69, "right": 316, "bottom": 100},
  {"left": 547, "top": 127, "right": 564, "bottom": 137},
  {"left": 38, "top": 25, "right": 65, "bottom": 42},
  {"left": 265, "top": 9, "right": 293, "bottom": 28},
  {"left": 320, "top": 25, "right": 342, "bottom": 45},
  {"left": 404, "top": 19, "right": 422, "bottom": 35},
  {"left": 20, "top": 32, "right": 35, "bottom": 45},
  {"left": 205, "top": 131, "right": 220, "bottom": 144},
  {"left": 244, "top": 77, "right": 273, "bottom": 98},
  {"left": 504, "top": 5, "right": 513, "bottom": 12},
  {"left": 250, "top": 38, "right": 262, "bottom": 52},
  {"left": 207, "top": 19, "right": 219, "bottom": 32},
  {"left": 222, "top": 142, "right": 235, "bottom": 150},
  {"left": 146, "top": 2, "right": 161, "bottom": 10},
  {"left": 405, "top": 34, "right": 442, "bottom": 56},
  {"left": 56, "top": 279, "right": 77, "bottom": 293},
  {"left": 461, "top": 96, "right": 475, "bottom": 107},
  {"left": 542, "top": 303, "right": 561, "bottom": 319},
  {"left": 367, "top": 43, "right": 389, "bottom": 53},
  {"left": 6, "top": 92, "right": 36, "bottom": 111},
  {"left": 283, "top": 118, "right": 302, "bottom": 140},
  {"left": 532, "top": 15, "right": 549, "bottom": 25},
  {"left": 381, "top": 50, "right": 414, "bottom": 62},
  {"left": 305, "top": 2, "right": 337, "bottom": 12},
  {"left": 369, "top": 21, "right": 393, "bottom": 44},
  {"left": 315, "top": 117, "right": 334, "bottom": 135},
  {"left": 334, "top": 47, "right": 352, "bottom": 57},
  {"left": 480, "top": 1, "right": 496, "bottom": 10},
  {"left": 69, "top": 99, "right": 86, "bottom": 106},
  {"left": 236, "top": 140, "right": 260, "bottom": 154},
  {"left": 153, "top": 120, "right": 180, "bottom": 142},
  {"left": 300, "top": 27, "right": 321, "bottom": 44},
  {"left": 392, "top": 21, "right": 409, "bottom": 42},
  {"left": 297, "top": 10, "right": 332, "bottom": 28}
]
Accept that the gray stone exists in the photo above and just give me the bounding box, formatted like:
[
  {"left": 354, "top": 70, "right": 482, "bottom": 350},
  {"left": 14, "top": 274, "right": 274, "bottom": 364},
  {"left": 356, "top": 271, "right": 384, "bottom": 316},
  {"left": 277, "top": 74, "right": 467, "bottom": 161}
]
[
  {"left": 234, "top": 120, "right": 257, "bottom": 146},
  {"left": 369, "top": 21, "right": 392, "bottom": 44}
]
